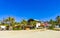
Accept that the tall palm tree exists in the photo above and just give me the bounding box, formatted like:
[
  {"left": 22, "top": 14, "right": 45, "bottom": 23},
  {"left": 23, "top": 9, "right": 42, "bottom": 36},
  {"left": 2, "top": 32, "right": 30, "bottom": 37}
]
[
  {"left": 56, "top": 16, "right": 60, "bottom": 25},
  {"left": 49, "top": 19, "right": 56, "bottom": 29},
  {"left": 5, "top": 17, "right": 15, "bottom": 26},
  {"left": 21, "top": 19, "right": 27, "bottom": 29},
  {"left": 21, "top": 20, "right": 27, "bottom": 26},
  {"left": 5, "top": 17, "right": 15, "bottom": 30}
]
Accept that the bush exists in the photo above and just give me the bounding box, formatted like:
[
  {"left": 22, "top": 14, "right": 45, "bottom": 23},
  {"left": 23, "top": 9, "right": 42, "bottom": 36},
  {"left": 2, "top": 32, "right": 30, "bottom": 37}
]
[{"left": 49, "top": 25, "right": 54, "bottom": 30}]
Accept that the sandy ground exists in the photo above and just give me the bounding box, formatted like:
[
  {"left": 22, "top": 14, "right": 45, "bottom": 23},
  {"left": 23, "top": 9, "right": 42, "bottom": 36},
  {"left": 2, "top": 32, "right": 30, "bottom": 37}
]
[{"left": 0, "top": 30, "right": 60, "bottom": 38}]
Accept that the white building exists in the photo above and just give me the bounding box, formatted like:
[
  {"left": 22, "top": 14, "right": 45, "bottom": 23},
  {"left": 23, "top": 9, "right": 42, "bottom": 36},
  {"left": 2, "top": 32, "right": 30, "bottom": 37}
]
[{"left": 36, "top": 23, "right": 41, "bottom": 28}]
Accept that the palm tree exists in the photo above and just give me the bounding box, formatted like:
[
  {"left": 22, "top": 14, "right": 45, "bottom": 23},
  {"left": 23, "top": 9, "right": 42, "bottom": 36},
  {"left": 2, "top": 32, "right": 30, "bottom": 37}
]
[
  {"left": 56, "top": 16, "right": 60, "bottom": 28},
  {"left": 6, "top": 17, "right": 15, "bottom": 26},
  {"left": 21, "top": 19, "right": 27, "bottom": 29},
  {"left": 56, "top": 16, "right": 60, "bottom": 25},
  {"left": 4, "top": 17, "right": 15, "bottom": 30},
  {"left": 21, "top": 20, "right": 27, "bottom": 26},
  {"left": 49, "top": 19, "right": 56, "bottom": 29}
]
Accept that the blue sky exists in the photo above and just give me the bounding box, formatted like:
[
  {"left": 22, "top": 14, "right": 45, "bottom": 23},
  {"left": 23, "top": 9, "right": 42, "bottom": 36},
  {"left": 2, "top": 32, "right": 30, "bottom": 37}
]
[{"left": 0, "top": 0, "right": 60, "bottom": 22}]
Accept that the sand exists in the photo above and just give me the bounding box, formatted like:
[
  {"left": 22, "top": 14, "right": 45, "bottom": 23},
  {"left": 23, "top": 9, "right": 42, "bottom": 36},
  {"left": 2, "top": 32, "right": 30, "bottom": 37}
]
[{"left": 0, "top": 30, "right": 60, "bottom": 38}]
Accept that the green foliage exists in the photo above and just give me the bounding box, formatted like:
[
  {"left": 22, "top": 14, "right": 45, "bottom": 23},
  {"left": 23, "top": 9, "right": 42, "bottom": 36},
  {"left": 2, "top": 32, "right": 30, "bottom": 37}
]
[
  {"left": 49, "top": 26, "right": 54, "bottom": 30},
  {"left": 21, "top": 20, "right": 27, "bottom": 26},
  {"left": 29, "top": 21, "right": 36, "bottom": 26},
  {"left": 0, "top": 16, "right": 60, "bottom": 30},
  {"left": 56, "top": 16, "right": 60, "bottom": 25},
  {"left": 13, "top": 27, "right": 22, "bottom": 30}
]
